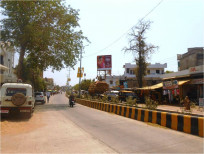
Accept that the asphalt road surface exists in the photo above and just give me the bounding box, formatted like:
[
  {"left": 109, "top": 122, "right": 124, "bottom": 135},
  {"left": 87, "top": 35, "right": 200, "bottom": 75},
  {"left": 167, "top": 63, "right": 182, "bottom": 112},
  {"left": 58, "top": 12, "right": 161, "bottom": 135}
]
[{"left": 1, "top": 93, "right": 203, "bottom": 153}]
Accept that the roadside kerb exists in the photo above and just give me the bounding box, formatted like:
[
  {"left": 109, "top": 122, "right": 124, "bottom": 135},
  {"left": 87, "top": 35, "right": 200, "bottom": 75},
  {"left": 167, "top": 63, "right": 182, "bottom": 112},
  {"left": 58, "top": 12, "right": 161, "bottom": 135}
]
[{"left": 76, "top": 98, "right": 204, "bottom": 137}]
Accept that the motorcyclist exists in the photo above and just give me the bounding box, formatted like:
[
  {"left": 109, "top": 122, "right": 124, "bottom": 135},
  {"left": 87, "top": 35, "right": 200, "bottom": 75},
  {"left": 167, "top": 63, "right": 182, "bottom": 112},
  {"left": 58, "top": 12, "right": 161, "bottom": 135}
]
[{"left": 69, "top": 93, "right": 75, "bottom": 107}]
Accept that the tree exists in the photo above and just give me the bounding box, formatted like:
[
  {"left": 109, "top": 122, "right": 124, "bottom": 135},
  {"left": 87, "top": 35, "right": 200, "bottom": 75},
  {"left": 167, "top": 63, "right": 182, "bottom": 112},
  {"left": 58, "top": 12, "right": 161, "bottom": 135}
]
[
  {"left": 18, "top": 57, "right": 46, "bottom": 91},
  {"left": 81, "top": 79, "right": 93, "bottom": 91},
  {"left": 1, "top": 1, "right": 89, "bottom": 80},
  {"left": 165, "top": 70, "right": 174, "bottom": 74},
  {"left": 123, "top": 20, "right": 158, "bottom": 88}
]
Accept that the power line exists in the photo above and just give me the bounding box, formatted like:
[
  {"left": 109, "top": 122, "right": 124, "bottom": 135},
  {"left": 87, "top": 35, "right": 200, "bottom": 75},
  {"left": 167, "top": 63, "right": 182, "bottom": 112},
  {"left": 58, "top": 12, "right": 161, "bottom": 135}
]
[{"left": 84, "top": 0, "right": 164, "bottom": 58}]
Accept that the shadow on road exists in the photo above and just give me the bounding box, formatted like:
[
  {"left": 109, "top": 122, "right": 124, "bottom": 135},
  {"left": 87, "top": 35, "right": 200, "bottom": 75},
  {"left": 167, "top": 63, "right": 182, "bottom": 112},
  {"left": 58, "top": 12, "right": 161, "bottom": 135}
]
[
  {"left": 1, "top": 114, "right": 31, "bottom": 122},
  {"left": 34, "top": 103, "right": 76, "bottom": 113}
]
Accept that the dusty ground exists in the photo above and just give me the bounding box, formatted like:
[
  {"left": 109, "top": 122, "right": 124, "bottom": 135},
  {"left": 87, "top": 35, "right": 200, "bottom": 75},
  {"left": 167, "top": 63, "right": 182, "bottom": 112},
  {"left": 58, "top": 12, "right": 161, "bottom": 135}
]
[{"left": 0, "top": 94, "right": 117, "bottom": 153}]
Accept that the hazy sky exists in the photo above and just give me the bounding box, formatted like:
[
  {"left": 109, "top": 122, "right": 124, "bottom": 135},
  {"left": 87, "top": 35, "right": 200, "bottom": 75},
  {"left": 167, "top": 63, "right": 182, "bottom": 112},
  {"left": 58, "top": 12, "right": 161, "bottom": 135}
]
[{"left": 43, "top": 0, "right": 203, "bottom": 86}]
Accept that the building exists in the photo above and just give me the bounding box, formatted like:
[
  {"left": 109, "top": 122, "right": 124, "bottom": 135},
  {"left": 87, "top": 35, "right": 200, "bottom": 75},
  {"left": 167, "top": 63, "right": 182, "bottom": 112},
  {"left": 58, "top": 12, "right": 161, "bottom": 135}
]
[
  {"left": 177, "top": 47, "right": 203, "bottom": 71},
  {"left": 0, "top": 42, "right": 17, "bottom": 85},
  {"left": 123, "top": 63, "right": 167, "bottom": 88},
  {"left": 162, "top": 47, "right": 203, "bottom": 103},
  {"left": 104, "top": 75, "right": 125, "bottom": 89}
]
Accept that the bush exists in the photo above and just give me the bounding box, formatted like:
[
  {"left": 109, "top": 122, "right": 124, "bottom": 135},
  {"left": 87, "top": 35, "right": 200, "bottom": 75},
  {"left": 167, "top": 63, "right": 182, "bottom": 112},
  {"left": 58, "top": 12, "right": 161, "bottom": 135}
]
[
  {"left": 145, "top": 96, "right": 158, "bottom": 110},
  {"left": 102, "top": 95, "right": 108, "bottom": 103},
  {"left": 111, "top": 97, "right": 120, "bottom": 104},
  {"left": 126, "top": 96, "right": 137, "bottom": 107}
]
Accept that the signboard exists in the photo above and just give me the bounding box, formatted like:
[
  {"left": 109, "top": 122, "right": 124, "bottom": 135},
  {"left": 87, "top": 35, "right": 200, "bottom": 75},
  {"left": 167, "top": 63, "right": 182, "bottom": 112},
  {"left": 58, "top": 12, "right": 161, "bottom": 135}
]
[
  {"left": 190, "top": 78, "right": 204, "bottom": 84},
  {"left": 97, "top": 55, "right": 112, "bottom": 71},
  {"left": 163, "top": 80, "right": 178, "bottom": 90},
  {"left": 77, "top": 67, "right": 84, "bottom": 78}
]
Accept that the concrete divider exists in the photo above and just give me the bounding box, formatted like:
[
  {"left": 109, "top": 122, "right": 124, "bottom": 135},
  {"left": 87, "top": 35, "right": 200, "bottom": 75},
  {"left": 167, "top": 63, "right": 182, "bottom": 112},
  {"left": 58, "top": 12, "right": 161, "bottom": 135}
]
[{"left": 76, "top": 98, "right": 204, "bottom": 137}]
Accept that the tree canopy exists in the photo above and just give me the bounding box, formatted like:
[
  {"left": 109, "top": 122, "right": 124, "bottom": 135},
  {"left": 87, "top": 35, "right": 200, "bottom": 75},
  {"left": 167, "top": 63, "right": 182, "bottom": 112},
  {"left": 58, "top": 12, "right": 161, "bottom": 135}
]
[
  {"left": 123, "top": 20, "right": 158, "bottom": 88},
  {"left": 1, "top": 0, "right": 89, "bottom": 79}
]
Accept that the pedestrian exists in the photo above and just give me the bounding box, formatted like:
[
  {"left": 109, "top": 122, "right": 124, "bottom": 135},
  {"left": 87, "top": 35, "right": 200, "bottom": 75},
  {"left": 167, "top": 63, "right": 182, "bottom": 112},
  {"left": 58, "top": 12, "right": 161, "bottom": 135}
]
[
  {"left": 46, "top": 91, "right": 51, "bottom": 103},
  {"left": 184, "top": 96, "right": 190, "bottom": 110},
  {"left": 69, "top": 92, "right": 75, "bottom": 107}
]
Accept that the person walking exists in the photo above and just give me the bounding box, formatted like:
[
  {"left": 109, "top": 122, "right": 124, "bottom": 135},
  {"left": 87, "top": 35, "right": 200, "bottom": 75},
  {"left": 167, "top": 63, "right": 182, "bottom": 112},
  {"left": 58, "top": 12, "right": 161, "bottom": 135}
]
[{"left": 46, "top": 91, "right": 51, "bottom": 103}]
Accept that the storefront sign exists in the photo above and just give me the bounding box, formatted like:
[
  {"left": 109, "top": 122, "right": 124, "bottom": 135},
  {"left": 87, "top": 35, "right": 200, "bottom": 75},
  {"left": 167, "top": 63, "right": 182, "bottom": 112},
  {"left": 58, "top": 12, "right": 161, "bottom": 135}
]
[
  {"left": 190, "top": 78, "right": 204, "bottom": 84},
  {"left": 199, "top": 98, "right": 204, "bottom": 107},
  {"left": 189, "top": 65, "right": 203, "bottom": 74},
  {"left": 163, "top": 80, "right": 178, "bottom": 90}
]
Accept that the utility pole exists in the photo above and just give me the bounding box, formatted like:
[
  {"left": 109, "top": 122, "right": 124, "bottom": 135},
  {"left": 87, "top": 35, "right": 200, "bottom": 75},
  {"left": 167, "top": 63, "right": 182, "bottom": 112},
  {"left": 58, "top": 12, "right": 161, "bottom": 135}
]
[
  {"left": 78, "top": 50, "right": 82, "bottom": 98},
  {"left": 78, "top": 45, "right": 88, "bottom": 98}
]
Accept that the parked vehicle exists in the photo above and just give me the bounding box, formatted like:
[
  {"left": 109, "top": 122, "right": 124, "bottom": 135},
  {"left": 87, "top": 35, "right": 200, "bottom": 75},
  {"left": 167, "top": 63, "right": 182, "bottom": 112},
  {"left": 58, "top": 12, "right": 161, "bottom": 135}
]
[
  {"left": 106, "top": 90, "right": 119, "bottom": 101},
  {"left": 118, "top": 90, "right": 139, "bottom": 102},
  {"left": 35, "top": 92, "right": 46, "bottom": 104},
  {"left": 0, "top": 83, "right": 35, "bottom": 118}
]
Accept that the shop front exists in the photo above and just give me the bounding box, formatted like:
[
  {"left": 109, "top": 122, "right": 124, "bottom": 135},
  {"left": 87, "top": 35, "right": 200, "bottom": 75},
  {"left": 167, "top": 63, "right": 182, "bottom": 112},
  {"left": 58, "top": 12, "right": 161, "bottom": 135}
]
[{"left": 162, "top": 80, "right": 189, "bottom": 104}]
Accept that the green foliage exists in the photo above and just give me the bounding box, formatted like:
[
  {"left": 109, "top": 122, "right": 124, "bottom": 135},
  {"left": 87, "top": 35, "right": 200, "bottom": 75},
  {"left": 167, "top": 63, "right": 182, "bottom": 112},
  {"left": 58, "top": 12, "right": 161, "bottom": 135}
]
[
  {"left": 17, "top": 57, "right": 46, "bottom": 91},
  {"left": 102, "top": 95, "right": 108, "bottom": 103},
  {"left": 81, "top": 79, "right": 93, "bottom": 91},
  {"left": 165, "top": 70, "right": 174, "bottom": 74},
  {"left": 126, "top": 96, "right": 137, "bottom": 107},
  {"left": 145, "top": 96, "right": 158, "bottom": 110},
  {"left": 1, "top": 1, "right": 89, "bottom": 79},
  {"left": 123, "top": 20, "right": 158, "bottom": 87},
  {"left": 73, "top": 79, "right": 93, "bottom": 91},
  {"left": 111, "top": 97, "right": 120, "bottom": 104}
]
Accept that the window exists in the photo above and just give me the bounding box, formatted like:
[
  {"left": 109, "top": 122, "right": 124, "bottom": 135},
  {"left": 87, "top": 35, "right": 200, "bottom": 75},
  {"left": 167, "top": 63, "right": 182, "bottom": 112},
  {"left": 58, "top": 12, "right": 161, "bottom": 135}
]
[
  {"left": 130, "top": 70, "right": 133, "bottom": 74},
  {"left": 156, "top": 70, "right": 160, "bottom": 74},
  {"left": 110, "top": 80, "right": 113, "bottom": 84},
  {"left": 126, "top": 68, "right": 129, "bottom": 73},
  {"left": 6, "top": 88, "right": 27, "bottom": 96}
]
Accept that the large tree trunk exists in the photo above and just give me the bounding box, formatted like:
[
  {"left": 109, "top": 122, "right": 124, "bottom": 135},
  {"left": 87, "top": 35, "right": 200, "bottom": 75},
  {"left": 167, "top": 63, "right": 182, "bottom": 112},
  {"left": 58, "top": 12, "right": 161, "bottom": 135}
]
[
  {"left": 137, "top": 49, "right": 143, "bottom": 88},
  {"left": 17, "top": 46, "right": 26, "bottom": 80}
]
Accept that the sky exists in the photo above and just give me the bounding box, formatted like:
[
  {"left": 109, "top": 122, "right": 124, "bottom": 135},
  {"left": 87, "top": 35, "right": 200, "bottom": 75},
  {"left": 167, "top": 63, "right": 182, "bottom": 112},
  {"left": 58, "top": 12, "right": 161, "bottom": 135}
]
[{"left": 15, "top": 0, "right": 204, "bottom": 86}]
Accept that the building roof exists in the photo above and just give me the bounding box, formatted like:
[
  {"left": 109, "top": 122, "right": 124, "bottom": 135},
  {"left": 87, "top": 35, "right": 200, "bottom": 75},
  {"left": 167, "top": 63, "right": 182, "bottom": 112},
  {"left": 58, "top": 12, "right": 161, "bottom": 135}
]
[{"left": 0, "top": 64, "right": 9, "bottom": 70}]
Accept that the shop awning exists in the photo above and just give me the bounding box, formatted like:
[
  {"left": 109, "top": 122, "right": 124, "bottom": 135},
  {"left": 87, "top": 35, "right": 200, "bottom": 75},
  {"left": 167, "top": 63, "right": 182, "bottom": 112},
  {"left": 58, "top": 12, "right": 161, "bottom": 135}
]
[
  {"left": 0, "top": 64, "right": 9, "bottom": 71},
  {"left": 178, "top": 80, "right": 190, "bottom": 85},
  {"left": 137, "top": 83, "right": 163, "bottom": 90}
]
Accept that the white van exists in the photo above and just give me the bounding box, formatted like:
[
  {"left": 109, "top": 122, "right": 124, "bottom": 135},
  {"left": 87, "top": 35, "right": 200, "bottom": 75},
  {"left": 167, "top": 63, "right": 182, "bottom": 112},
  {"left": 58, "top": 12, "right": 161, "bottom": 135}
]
[{"left": 0, "top": 83, "right": 35, "bottom": 118}]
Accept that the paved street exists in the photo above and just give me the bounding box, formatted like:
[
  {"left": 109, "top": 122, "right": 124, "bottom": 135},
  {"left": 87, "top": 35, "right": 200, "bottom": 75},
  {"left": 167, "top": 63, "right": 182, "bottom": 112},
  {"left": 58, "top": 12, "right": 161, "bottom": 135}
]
[{"left": 1, "top": 93, "right": 203, "bottom": 153}]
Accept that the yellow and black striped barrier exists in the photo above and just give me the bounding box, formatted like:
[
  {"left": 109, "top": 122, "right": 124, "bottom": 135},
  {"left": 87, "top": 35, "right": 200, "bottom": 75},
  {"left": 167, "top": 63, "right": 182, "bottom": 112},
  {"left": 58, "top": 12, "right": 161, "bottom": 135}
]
[{"left": 76, "top": 99, "right": 204, "bottom": 137}]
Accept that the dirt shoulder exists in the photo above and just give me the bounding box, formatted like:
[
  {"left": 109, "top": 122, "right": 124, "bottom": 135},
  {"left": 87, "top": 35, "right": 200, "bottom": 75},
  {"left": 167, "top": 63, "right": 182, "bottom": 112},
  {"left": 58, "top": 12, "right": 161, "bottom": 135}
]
[{"left": 1, "top": 94, "right": 117, "bottom": 153}]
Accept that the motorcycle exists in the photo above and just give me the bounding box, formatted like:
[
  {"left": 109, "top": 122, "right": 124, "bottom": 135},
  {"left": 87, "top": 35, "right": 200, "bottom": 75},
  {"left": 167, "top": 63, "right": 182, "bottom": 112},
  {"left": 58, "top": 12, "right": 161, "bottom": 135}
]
[{"left": 69, "top": 98, "right": 75, "bottom": 107}]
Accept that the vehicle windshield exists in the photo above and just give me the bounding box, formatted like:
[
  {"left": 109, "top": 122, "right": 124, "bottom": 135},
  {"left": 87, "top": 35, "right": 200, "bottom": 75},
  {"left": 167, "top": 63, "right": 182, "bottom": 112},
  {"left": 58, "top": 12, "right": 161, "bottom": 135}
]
[
  {"left": 35, "top": 92, "right": 43, "bottom": 96},
  {"left": 6, "top": 88, "right": 27, "bottom": 96}
]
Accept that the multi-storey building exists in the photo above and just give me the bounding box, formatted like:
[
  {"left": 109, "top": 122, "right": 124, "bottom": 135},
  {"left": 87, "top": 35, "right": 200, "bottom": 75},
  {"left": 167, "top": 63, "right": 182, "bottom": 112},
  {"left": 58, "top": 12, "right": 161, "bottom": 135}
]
[
  {"left": 123, "top": 63, "right": 167, "bottom": 88},
  {"left": 177, "top": 47, "right": 203, "bottom": 71},
  {"left": 0, "top": 42, "right": 17, "bottom": 85},
  {"left": 162, "top": 47, "right": 203, "bottom": 103}
]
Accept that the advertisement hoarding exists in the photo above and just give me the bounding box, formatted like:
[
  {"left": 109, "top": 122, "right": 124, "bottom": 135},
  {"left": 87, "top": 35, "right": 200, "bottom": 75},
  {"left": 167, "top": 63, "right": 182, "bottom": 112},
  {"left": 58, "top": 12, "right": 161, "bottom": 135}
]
[{"left": 97, "top": 55, "right": 112, "bottom": 71}]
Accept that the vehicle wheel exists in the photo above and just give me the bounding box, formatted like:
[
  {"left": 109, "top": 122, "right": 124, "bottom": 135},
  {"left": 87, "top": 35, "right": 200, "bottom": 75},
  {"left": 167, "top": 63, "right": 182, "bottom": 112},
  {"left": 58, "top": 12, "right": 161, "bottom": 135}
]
[{"left": 42, "top": 101, "right": 45, "bottom": 105}]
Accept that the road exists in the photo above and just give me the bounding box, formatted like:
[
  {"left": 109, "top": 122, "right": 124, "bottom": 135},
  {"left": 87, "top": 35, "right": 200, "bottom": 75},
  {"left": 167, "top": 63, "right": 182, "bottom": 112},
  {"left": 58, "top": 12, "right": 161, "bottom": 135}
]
[{"left": 1, "top": 93, "right": 203, "bottom": 153}]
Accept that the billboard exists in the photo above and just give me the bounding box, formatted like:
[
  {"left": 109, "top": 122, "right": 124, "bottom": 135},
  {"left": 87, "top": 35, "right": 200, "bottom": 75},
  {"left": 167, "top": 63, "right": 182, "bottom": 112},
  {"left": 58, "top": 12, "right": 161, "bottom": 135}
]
[{"left": 97, "top": 55, "right": 112, "bottom": 71}]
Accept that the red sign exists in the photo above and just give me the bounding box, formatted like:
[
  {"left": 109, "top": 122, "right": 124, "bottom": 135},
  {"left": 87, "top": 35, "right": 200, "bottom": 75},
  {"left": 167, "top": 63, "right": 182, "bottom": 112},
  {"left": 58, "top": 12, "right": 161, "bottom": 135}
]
[{"left": 97, "top": 55, "right": 112, "bottom": 71}]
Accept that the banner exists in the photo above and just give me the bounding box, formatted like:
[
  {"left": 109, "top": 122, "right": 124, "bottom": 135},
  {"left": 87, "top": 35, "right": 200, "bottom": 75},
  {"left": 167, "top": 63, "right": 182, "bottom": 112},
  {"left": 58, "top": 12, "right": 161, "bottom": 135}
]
[
  {"left": 163, "top": 80, "right": 178, "bottom": 90},
  {"left": 97, "top": 55, "right": 112, "bottom": 71}
]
